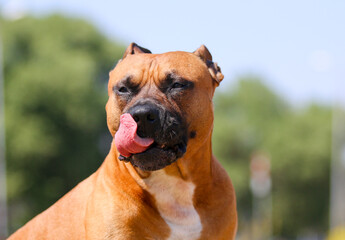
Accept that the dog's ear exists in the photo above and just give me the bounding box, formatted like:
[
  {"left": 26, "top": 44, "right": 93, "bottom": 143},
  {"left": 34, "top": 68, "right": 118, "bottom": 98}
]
[
  {"left": 193, "top": 45, "right": 224, "bottom": 86},
  {"left": 122, "top": 42, "right": 152, "bottom": 59},
  {"left": 194, "top": 45, "right": 213, "bottom": 62}
]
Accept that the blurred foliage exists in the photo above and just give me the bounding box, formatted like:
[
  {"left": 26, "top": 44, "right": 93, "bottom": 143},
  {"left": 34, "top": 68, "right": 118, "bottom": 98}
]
[
  {"left": 213, "top": 78, "right": 332, "bottom": 237},
  {"left": 1, "top": 15, "right": 124, "bottom": 232},
  {"left": 2, "top": 15, "right": 332, "bottom": 238}
]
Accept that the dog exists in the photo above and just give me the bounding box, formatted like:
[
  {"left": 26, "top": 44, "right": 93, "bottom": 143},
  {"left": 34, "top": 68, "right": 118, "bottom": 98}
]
[{"left": 8, "top": 43, "right": 237, "bottom": 240}]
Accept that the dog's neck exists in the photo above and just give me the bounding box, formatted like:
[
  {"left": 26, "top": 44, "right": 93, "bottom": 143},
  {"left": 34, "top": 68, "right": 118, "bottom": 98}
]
[
  {"left": 110, "top": 136, "right": 211, "bottom": 240},
  {"left": 100, "top": 135, "right": 213, "bottom": 239}
]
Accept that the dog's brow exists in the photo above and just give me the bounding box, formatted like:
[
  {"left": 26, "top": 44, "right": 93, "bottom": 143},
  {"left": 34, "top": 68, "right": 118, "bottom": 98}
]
[
  {"left": 158, "top": 72, "right": 179, "bottom": 89},
  {"left": 164, "top": 72, "right": 186, "bottom": 84},
  {"left": 166, "top": 71, "right": 180, "bottom": 80},
  {"left": 120, "top": 75, "right": 133, "bottom": 85},
  {"left": 119, "top": 75, "right": 140, "bottom": 88}
]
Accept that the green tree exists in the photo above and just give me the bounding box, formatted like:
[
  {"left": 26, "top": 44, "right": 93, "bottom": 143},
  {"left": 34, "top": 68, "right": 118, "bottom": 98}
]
[
  {"left": 213, "top": 77, "right": 332, "bottom": 237},
  {"left": 213, "top": 77, "right": 289, "bottom": 230},
  {"left": 2, "top": 15, "right": 124, "bottom": 232},
  {"left": 264, "top": 104, "right": 331, "bottom": 237}
]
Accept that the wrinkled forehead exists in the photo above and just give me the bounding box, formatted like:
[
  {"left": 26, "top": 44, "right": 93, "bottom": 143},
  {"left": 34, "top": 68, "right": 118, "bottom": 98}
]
[{"left": 109, "top": 51, "right": 210, "bottom": 85}]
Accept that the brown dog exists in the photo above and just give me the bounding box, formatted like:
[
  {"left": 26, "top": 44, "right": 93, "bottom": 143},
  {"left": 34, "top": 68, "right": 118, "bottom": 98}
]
[{"left": 8, "top": 43, "right": 237, "bottom": 240}]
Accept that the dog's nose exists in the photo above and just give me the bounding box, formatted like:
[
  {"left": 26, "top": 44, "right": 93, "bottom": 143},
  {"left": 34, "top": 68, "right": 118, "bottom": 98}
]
[{"left": 128, "top": 105, "right": 160, "bottom": 138}]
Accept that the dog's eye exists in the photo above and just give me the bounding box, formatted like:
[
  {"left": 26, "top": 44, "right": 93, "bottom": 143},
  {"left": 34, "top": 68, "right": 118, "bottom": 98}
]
[
  {"left": 118, "top": 86, "right": 129, "bottom": 93},
  {"left": 171, "top": 82, "right": 186, "bottom": 89}
]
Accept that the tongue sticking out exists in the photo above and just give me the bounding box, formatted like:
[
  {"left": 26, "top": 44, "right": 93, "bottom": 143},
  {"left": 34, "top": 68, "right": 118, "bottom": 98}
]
[{"left": 114, "top": 113, "right": 154, "bottom": 158}]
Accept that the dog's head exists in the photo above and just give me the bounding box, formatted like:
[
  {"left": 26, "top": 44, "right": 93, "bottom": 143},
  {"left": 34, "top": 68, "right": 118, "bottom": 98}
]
[{"left": 106, "top": 43, "right": 223, "bottom": 171}]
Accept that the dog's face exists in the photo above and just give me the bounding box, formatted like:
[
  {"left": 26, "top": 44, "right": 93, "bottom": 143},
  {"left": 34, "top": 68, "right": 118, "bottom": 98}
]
[{"left": 106, "top": 43, "right": 223, "bottom": 171}]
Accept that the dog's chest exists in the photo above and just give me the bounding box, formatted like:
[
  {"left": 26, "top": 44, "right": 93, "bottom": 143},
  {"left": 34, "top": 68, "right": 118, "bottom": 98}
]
[{"left": 143, "top": 170, "right": 202, "bottom": 240}]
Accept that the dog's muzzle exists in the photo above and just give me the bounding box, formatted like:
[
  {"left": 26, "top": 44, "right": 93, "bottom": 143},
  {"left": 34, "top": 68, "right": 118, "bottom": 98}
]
[{"left": 121, "top": 101, "right": 188, "bottom": 171}]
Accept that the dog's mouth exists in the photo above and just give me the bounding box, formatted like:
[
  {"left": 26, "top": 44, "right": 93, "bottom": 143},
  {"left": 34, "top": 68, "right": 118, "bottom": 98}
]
[
  {"left": 119, "top": 140, "right": 187, "bottom": 171},
  {"left": 116, "top": 102, "right": 188, "bottom": 171}
]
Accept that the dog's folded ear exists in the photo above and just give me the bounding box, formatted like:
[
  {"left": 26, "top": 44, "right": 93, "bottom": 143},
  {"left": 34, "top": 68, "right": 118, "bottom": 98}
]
[
  {"left": 123, "top": 43, "right": 152, "bottom": 59},
  {"left": 193, "top": 45, "right": 224, "bottom": 86}
]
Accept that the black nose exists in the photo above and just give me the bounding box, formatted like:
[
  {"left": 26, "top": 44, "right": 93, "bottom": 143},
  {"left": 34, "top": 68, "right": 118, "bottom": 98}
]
[{"left": 128, "top": 104, "right": 160, "bottom": 138}]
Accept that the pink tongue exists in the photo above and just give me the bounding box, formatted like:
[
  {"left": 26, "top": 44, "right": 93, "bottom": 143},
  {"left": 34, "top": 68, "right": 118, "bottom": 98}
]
[{"left": 114, "top": 113, "right": 154, "bottom": 157}]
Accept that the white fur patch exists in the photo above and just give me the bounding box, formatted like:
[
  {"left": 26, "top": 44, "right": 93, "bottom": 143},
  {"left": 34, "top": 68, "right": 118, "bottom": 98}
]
[{"left": 143, "top": 170, "right": 202, "bottom": 240}]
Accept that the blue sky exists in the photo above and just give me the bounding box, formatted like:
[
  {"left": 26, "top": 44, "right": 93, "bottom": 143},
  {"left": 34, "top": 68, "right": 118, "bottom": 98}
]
[{"left": 1, "top": 0, "right": 344, "bottom": 105}]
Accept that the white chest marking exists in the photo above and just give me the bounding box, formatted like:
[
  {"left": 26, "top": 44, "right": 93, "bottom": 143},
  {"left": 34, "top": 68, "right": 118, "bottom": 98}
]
[{"left": 143, "top": 170, "right": 202, "bottom": 240}]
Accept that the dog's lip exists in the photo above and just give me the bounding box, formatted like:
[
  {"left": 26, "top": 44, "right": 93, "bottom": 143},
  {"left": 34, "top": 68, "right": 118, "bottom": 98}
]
[
  {"left": 131, "top": 140, "right": 186, "bottom": 158},
  {"left": 142, "top": 142, "right": 173, "bottom": 154},
  {"left": 152, "top": 142, "right": 168, "bottom": 150},
  {"left": 116, "top": 134, "right": 188, "bottom": 171},
  {"left": 148, "top": 141, "right": 186, "bottom": 152}
]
